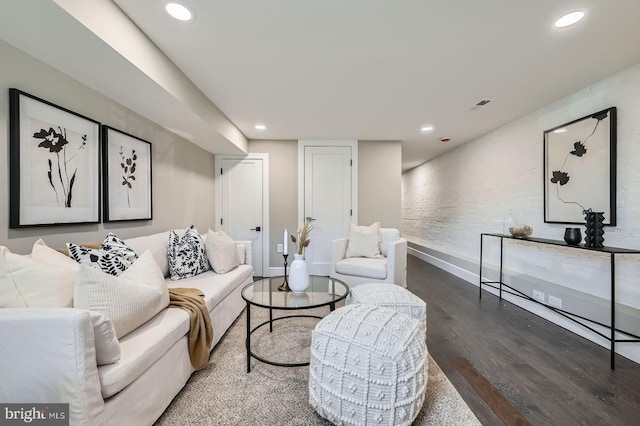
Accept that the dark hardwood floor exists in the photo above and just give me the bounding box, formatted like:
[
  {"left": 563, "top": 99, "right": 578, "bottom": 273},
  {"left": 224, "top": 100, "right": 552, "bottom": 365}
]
[{"left": 407, "top": 255, "right": 640, "bottom": 426}]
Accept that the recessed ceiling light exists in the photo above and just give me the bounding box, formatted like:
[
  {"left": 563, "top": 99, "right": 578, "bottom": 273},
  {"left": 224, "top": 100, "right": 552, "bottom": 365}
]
[
  {"left": 254, "top": 124, "right": 267, "bottom": 130},
  {"left": 165, "top": 2, "right": 193, "bottom": 22},
  {"left": 554, "top": 11, "right": 585, "bottom": 28},
  {"left": 420, "top": 126, "right": 434, "bottom": 133},
  {"left": 553, "top": 128, "right": 567, "bottom": 133}
]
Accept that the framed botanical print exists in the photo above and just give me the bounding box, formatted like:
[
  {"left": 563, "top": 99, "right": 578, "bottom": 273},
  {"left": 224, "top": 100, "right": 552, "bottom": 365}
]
[
  {"left": 9, "top": 88, "right": 101, "bottom": 227},
  {"left": 543, "top": 107, "right": 616, "bottom": 225},
  {"left": 102, "top": 126, "right": 152, "bottom": 222}
]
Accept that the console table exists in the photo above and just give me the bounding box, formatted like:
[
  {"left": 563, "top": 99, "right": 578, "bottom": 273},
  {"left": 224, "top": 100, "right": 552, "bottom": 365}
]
[{"left": 479, "top": 233, "right": 640, "bottom": 369}]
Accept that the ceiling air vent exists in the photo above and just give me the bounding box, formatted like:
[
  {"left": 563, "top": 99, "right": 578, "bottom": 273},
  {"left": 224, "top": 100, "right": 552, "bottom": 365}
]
[{"left": 471, "top": 99, "right": 493, "bottom": 110}]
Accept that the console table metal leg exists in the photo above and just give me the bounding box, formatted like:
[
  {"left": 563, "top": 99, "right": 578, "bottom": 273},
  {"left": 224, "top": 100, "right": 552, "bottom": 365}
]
[
  {"left": 479, "top": 234, "right": 484, "bottom": 299},
  {"left": 330, "top": 302, "right": 336, "bottom": 312},
  {"left": 269, "top": 307, "right": 273, "bottom": 332},
  {"left": 611, "top": 253, "right": 616, "bottom": 370},
  {"left": 246, "top": 303, "right": 251, "bottom": 373},
  {"left": 499, "top": 236, "right": 504, "bottom": 300}
]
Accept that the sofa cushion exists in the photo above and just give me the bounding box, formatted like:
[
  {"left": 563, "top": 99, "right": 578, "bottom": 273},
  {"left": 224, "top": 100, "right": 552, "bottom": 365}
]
[
  {"left": 167, "top": 264, "right": 253, "bottom": 312},
  {"left": 89, "top": 311, "right": 121, "bottom": 365},
  {"left": 0, "top": 241, "right": 78, "bottom": 308},
  {"left": 74, "top": 251, "right": 169, "bottom": 338},
  {"left": 98, "top": 307, "right": 190, "bottom": 398},
  {"left": 67, "top": 233, "right": 138, "bottom": 276},
  {"left": 124, "top": 232, "right": 170, "bottom": 277},
  {"left": 168, "top": 226, "right": 211, "bottom": 280},
  {"left": 205, "top": 229, "right": 240, "bottom": 274},
  {"left": 345, "top": 222, "right": 381, "bottom": 259},
  {"left": 335, "top": 257, "right": 387, "bottom": 280}
]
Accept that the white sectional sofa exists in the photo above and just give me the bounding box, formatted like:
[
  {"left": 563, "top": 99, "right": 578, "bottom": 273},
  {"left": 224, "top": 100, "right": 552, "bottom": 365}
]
[{"left": 0, "top": 231, "right": 253, "bottom": 425}]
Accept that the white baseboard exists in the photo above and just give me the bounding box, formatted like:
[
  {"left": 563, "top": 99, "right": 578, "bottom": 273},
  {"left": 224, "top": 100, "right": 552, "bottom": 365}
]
[{"left": 408, "top": 246, "right": 478, "bottom": 285}]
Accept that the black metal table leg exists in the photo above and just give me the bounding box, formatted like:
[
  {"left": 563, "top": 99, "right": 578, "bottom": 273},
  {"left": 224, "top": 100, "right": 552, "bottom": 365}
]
[
  {"left": 611, "top": 253, "right": 616, "bottom": 370},
  {"left": 269, "top": 307, "right": 273, "bottom": 332},
  {"left": 246, "top": 303, "right": 251, "bottom": 373},
  {"left": 499, "top": 235, "right": 504, "bottom": 300},
  {"left": 479, "top": 234, "right": 484, "bottom": 299}
]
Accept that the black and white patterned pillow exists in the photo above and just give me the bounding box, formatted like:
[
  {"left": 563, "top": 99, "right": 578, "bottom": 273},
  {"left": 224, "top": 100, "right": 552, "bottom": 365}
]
[
  {"left": 101, "top": 233, "right": 138, "bottom": 264},
  {"left": 168, "top": 226, "right": 211, "bottom": 280},
  {"left": 67, "top": 233, "right": 138, "bottom": 276}
]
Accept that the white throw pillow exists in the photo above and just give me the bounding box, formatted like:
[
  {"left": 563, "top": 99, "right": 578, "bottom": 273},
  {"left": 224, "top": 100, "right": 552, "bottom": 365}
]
[
  {"left": 124, "top": 232, "right": 171, "bottom": 278},
  {"left": 31, "top": 239, "right": 80, "bottom": 270},
  {"left": 89, "top": 311, "right": 121, "bottom": 365},
  {"left": 0, "top": 240, "right": 79, "bottom": 308},
  {"left": 205, "top": 229, "right": 240, "bottom": 274},
  {"left": 168, "top": 226, "right": 210, "bottom": 280},
  {"left": 345, "top": 222, "right": 382, "bottom": 258},
  {"left": 74, "top": 250, "right": 169, "bottom": 339}
]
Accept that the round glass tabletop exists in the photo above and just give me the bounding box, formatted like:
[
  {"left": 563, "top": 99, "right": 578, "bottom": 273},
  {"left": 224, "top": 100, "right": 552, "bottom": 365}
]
[{"left": 241, "top": 276, "right": 349, "bottom": 310}]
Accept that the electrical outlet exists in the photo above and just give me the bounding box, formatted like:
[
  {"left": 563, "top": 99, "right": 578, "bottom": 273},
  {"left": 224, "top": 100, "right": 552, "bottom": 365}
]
[
  {"left": 533, "top": 290, "right": 545, "bottom": 303},
  {"left": 277, "top": 244, "right": 283, "bottom": 253},
  {"left": 548, "top": 295, "right": 562, "bottom": 309}
]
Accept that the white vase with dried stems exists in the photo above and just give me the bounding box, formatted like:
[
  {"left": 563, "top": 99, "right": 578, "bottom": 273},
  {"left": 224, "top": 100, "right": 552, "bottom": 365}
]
[{"left": 288, "top": 219, "right": 314, "bottom": 293}]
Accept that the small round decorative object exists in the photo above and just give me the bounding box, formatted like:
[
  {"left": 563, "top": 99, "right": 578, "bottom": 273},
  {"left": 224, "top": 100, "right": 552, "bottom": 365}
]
[
  {"left": 509, "top": 225, "right": 533, "bottom": 239},
  {"left": 564, "top": 227, "right": 582, "bottom": 245}
]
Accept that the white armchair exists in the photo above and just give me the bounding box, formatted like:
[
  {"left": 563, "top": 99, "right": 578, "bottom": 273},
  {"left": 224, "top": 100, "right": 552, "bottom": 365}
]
[{"left": 330, "top": 228, "right": 407, "bottom": 288}]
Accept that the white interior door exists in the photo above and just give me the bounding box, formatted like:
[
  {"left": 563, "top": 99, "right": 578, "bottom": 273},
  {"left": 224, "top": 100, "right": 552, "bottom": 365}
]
[
  {"left": 303, "top": 145, "right": 353, "bottom": 275},
  {"left": 216, "top": 156, "right": 266, "bottom": 276}
]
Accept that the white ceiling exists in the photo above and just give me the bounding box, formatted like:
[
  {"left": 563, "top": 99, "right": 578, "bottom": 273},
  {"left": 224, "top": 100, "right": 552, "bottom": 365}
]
[{"left": 4, "top": 1, "right": 640, "bottom": 171}]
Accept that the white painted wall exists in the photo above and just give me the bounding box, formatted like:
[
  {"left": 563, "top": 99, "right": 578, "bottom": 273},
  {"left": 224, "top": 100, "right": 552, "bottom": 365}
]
[
  {"left": 402, "top": 60, "right": 640, "bottom": 364},
  {"left": 359, "top": 141, "right": 402, "bottom": 230}
]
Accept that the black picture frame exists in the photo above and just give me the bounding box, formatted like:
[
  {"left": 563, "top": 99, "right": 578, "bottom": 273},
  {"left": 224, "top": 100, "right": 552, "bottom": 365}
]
[
  {"left": 9, "top": 88, "right": 101, "bottom": 228},
  {"left": 543, "top": 107, "right": 616, "bottom": 225},
  {"left": 102, "top": 126, "right": 153, "bottom": 222}
]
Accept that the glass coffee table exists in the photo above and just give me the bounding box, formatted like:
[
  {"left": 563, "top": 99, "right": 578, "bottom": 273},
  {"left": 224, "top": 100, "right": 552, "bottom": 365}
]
[{"left": 241, "top": 276, "right": 349, "bottom": 372}]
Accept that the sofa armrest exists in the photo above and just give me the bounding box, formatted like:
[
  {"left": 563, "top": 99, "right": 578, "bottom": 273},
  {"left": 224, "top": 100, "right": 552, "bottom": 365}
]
[
  {"left": 235, "top": 240, "right": 253, "bottom": 266},
  {"left": 386, "top": 238, "right": 408, "bottom": 287},
  {"left": 0, "top": 308, "right": 105, "bottom": 425},
  {"left": 330, "top": 238, "right": 349, "bottom": 275}
]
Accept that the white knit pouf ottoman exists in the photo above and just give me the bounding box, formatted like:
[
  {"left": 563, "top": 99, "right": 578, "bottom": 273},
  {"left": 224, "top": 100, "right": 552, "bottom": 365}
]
[
  {"left": 309, "top": 304, "right": 427, "bottom": 426},
  {"left": 346, "top": 283, "right": 426, "bottom": 337}
]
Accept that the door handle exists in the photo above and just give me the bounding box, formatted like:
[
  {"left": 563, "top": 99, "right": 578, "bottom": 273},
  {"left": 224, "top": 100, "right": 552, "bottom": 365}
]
[
  {"left": 250, "top": 226, "right": 261, "bottom": 231},
  {"left": 305, "top": 217, "right": 316, "bottom": 222}
]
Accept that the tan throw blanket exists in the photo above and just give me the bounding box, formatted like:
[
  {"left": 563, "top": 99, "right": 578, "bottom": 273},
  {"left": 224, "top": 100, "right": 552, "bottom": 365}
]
[{"left": 169, "top": 288, "right": 214, "bottom": 370}]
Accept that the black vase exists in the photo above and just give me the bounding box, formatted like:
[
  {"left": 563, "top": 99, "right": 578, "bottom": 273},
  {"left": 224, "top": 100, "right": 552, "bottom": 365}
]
[
  {"left": 584, "top": 212, "right": 605, "bottom": 248},
  {"left": 564, "top": 228, "right": 582, "bottom": 245}
]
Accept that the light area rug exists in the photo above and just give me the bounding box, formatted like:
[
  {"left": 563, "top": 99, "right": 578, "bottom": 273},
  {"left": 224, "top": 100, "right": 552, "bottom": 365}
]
[{"left": 155, "top": 306, "right": 480, "bottom": 425}]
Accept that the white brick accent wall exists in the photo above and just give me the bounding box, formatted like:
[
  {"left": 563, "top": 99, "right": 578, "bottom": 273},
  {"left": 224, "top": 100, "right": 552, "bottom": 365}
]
[{"left": 402, "top": 61, "right": 640, "bottom": 364}]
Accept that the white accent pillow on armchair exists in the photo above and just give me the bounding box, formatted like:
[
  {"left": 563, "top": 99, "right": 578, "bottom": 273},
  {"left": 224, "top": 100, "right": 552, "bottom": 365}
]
[{"left": 345, "top": 222, "right": 382, "bottom": 258}]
